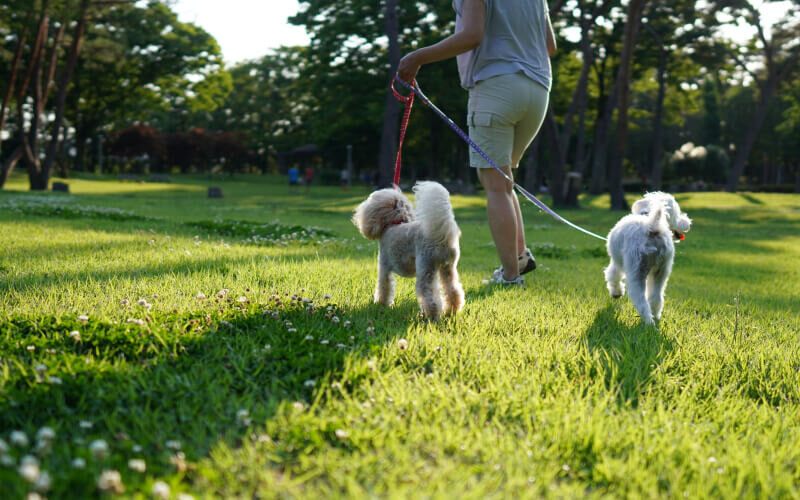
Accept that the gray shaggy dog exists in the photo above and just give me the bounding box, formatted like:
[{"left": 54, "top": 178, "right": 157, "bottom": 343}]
[
  {"left": 352, "top": 181, "right": 464, "bottom": 319},
  {"left": 604, "top": 191, "right": 692, "bottom": 324}
]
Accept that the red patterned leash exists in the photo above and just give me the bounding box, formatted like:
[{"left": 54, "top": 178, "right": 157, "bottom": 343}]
[{"left": 391, "top": 77, "right": 415, "bottom": 186}]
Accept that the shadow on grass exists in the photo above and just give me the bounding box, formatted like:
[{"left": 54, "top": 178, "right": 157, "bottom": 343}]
[
  {"left": 0, "top": 293, "right": 421, "bottom": 497},
  {"left": 582, "top": 304, "right": 674, "bottom": 406}
]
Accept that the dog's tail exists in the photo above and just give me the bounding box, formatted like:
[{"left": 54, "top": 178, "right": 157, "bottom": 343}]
[
  {"left": 646, "top": 205, "right": 667, "bottom": 233},
  {"left": 413, "top": 181, "right": 460, "bottom": 245}
]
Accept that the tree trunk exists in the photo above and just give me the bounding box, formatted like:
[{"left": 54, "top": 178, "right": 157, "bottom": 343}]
[
  {"left": 589, "top": 56, "right": 616, "bottom": 195},
  {"left": 545, "top": 108, "right": 567, "bottom": 206},
  {"left": 795, "top": 163, "right": 800, "bottom": 193},
  {"left": 609, "top": 0, "right": 648, "bottom": 210},
  {"left": 41, "top": 0, "right": 90, "bottom": 186},
  {"left": 376, "top": 0, "right": 401, "bottom": 188},
  {"left": 649, "top": 46, "right": 667, "bottom": 191},
  {"left": 0, "top": 147, "right": 23, "bottom": 189},
  {"left": 523, "top": 135, "right": 541, "bottom": 193},
  {"left": 725, "top": 77, "right": 778, "bottom": 192}
]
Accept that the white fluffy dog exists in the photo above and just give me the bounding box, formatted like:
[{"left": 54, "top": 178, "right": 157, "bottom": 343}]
[
  {"left": 604, "top": 192, "right": 692, "bottom": 324},
  {"left": 352, "top": 181, "right": 464, "bottom": 319}
]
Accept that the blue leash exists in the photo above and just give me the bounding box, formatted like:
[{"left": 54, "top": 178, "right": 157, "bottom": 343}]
[{"left": 393, "top": 76, "right": 607, "bottom": 243}]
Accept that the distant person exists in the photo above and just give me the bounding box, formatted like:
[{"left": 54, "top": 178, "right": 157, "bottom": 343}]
[
  {"left": 288, "top": 165, "right": 299, "bottom": 192},
  {"left": 304, "top": 166, "right": 314, "bottom": 193},
  {"left": 397, "top": 0, "right": 556, "bottom": 286},
  {"left": 340, "top": 168, "right": 350, "bottom": 190}
]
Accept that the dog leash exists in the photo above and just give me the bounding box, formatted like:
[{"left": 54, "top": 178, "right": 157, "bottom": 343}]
[{"left": 391, "top": 76, "right": 607, "bottom": 243}]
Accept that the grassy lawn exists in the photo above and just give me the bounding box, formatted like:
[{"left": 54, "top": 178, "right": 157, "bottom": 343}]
[{"left": 1, "top": 171, "right": 799, "bottom": 498}]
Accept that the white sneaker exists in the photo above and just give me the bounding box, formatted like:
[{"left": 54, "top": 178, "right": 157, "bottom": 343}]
[
  {"left": 492, "top": 249, "right": 536, "bottom": 281},
  {"left": 489, "top": 268, "right": 525, "bottom": 286}
]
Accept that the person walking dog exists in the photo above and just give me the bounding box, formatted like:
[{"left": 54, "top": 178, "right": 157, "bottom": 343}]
[{"left": 397, "top": 0, "right": 556, "bottom": 286}]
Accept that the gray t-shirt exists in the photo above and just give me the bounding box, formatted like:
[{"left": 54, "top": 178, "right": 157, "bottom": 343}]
[{"left": 454, "top": 0, "right": 552, "bottom": 91}]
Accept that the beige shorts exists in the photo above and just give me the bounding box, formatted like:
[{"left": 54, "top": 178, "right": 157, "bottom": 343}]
[{"left": 467, "top": 72, "right": 549, "bottom": 169}]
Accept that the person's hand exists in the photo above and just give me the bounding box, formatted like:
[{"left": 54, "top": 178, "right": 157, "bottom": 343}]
[{"left": 397, "top": 51, "right": 421, "bottom": 83}]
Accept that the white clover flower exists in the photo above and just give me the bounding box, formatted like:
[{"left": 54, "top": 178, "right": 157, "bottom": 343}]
[
  {"left": 398, "top": 339, "right": 408, "bottom": 350},
  {"left": 152, "top": 481, "right": 170, "bottom": 500},
  {"left": 165, "top": 440, "right": 181, "bottom": 451},
  {"left": 36, "top": 427, "right": 55, "bottom": 443},
  {"left": 1, "top": 454, "right": 14, "bottom": 467},
  {"left": 237, "top": 296, "right": 247, "bottom": 303},
  {"left": 132, "top": 444, "right": 143, "bottom": 453},
  {"left": 217, "top": 289, "right": 228, "bottom": 298},
  {"left": 49, "top": 376, "right": 62, "bottom": 385},
  {"left": 34, "top": 470, "right": 51, "bottom": 492},
  {"left": 137, "top": 299, "right": 147, "bottom": 306},
  {"left": 97, "top": 469, "right": 124, "bottom": 493},
  {"left": 10, "top": 431, "right": 29, "bottom": 447},
  {"left": 126, "top": 318, "right": 145, "bottom": 326},
  {"left": 320, "top": 339, "right": 329, "bottom": 345},
  {"left": 331, "top": 382, "right": 342, "bottom": 390},
  {"left": 77, "top": 315, "right": 89, "bottom": 323},
  {"left": 343, "top": 321, "right": 351, "bottom": 328},
  {"left": 196, "top": 293, "right": 206, "bottom": 300},
  {"left": 69, "top": 330, "right": 81, "bottom": 341},
  {"left": 19, "top": 455, "right": 40, "bottom": 482},
  {"left": 71, "top": 457, "right": 86, "bottom": 469},
  {"left": 366, "top": 326, "right": 375, "bottom": 335},
  {"left": 366, "top": 360, "right": 376, "bottom": 372},
  {"left": 304, "top": 380, "right": 316, "bottom": 387},
  {"left": 336, "top": 343, "right": 346, "bottom": 349},
  {"left": 144, "top": 302, "right": 152, "bottom": 310},
  {"left": 79, "top": 420, "right": 93, "bottom": 429},
  {"left": 26, "top": 345, "right": 35, "bottom": 351},
  {"left": 236, "top": 409, "right": 252, "bottom": 426},
  {"left": 184, "top": 250, "right": 192, "bottom": 256},
  {"left": 323, "top": 294, "right": 331, "bottom": 299},
  {"left": 120, "top": 299, "right": 130, "bottom": 306},
  {"left": 89, "top": 439, "right": 108, "bottom": 460},
  {"left": 35, "top": 364, "right": 47, "bottom": 374},
  {"left": 292, "top": 401, "right": 305, "bottom": 411},
  {"left": 262, "top": 344, "right": 271, "bottom": 352},
  {"left": 271, "top": 311, "right": 280, "bottom": 319},
  {"left": 331, "top": 316, "right": 340, "bottom": 323},
  {"left": 334, "top": 429, "right": 349, "bottom": 439},
  {"left": 128, "top": 458, "right": 146, "bottom": 473},
  {"left": 304, "top": 335, "right": 314, "bottom": 341}
]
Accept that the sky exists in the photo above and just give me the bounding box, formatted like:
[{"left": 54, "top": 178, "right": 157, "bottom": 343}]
[{"left": 170, "top": 0, "right": 310, "bottom": 63}]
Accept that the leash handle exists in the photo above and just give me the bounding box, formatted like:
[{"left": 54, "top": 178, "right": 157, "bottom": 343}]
[
  {"left": 393, "top": 75, "right": 607, "bottom": 242},
  {"left": 391, "top": 77, "right": 415, "bottom": 186}
]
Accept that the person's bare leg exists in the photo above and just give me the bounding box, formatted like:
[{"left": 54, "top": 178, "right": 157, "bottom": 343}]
[
  {"left": 478, "top": 166, "right": 519, "bottom": 280},
  {"left": 511, "top": 191, "right": 527, "bottom": 255}
]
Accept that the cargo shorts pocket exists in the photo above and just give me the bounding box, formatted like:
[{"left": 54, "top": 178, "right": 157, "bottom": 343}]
[{"left": 470, "top": 111, "right": 493, "bottom": 128}]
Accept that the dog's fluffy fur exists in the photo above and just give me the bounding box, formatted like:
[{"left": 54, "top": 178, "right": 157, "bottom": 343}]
[
  {"left": 352, "top": 181, "right": 464, "bottom": 319},
  {"left": 604, "top": 192, "right": 692, "bottom": 324}
]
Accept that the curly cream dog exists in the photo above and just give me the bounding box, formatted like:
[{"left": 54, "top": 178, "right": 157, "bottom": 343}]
[
  {"left": 604, "top": 192, "right": 691, "bottom": 324},
  {"left": 352, "top": 181, "right": 464, "bottom": 319}
]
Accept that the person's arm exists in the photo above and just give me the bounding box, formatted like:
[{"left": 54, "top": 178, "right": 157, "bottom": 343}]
[
  {"left": 397, "top": 0, "right": 486, "bottom": 82},
  {"left": 545, "top": 13, "right": 556, "bottom": 56}
]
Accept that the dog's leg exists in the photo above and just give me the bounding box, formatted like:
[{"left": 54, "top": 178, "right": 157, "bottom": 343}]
[
  {"left": 416, "top": 258, "right": 442, "bottom": 319},
  {"left": 647, "top": 259, "right": 672, "bottom": 321},
  {"left": 440, "top": 263, "right": 465, "bottom": 315},
  {"left": 374, "top": 252, "right": 395, "bottom": 306},
  {"left": 604, "top": 258, "right": 625, "bottom": 298},
  {"left": 624, "top": 260, "right": 653, "bottom": 324}
]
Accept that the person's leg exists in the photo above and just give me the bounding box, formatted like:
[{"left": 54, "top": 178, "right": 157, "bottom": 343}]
[{"left": 478, "top": 166, "right": 519, "bottom": 280}]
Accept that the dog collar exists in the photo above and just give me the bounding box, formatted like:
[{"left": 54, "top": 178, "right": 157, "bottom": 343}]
[{"left": 385, "top": 219, "right": 405, "bottom": 230}]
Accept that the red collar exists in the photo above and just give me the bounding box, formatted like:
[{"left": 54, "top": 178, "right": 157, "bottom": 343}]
[{"left": 385, "top": 219, "right": 405, "bottom": 230}]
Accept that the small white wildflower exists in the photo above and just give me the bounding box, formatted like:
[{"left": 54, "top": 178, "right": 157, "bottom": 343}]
[
  {"left": 26, "top": 345, "right": 36, "bottom": 351},
  {"left": 79, "top": 420, "right": 93, "bottom": 429},
  {"left": 343, "top": 321, "right": 351, "bottom": 328},
  {"left": 0, "top": 438, "right": 7, "bottom": 454},
  {"left": 304, "top": 335, "right": 314, "bottom": 341},
  {"left": 217, "top": 289, "right": 229, "bottom": 298},
  {"left": 126, "top": 318, "right": 145, "bottom": 326},
  {"left": 271, "top": 311, "right": 280, "bottom": 319},
  {"left": 35, "top": 364, "right": 47, "bottom": 374},
  {"left": 18, "top": 455, "right": 40, "bottom": 482},
  {"left": 36, "top": 427, "right": 55, "bottom": 443},
  {"left": 69, "top": 330, "right": 81, "bottom": 341},
  {"left": 184, "top": 250, "right": 192, "bottom": 256},
  {"left": 236, "top": 409, "right": 252, "bottom": 426},
  {"left": 132, "top": 444, "right": 143, "bottom": 453},
  {"left": 152, "top": 481, "right": 170, "bottom": 500},
  {"left": 366, "top": 326, "right": 375, "bottom": 335},
  {"left": 326, "top": 305, "right": 333, "bottom": 312},
  {"left": 708, "top": 457, "right": 717, "bottom": 464},
  {"left": 366, "top": 360, "right": 376, "bottom": 372},
  {"left": 49, "top": 376, "right": 62, "bottom": 385},
  {"left": 89, "top": 439, "right": 108, "bottom": 460},
  {"left": 128, "top": 458, "right": 146, "bottom": 473},
  {"left": 165, "top": 440, "right": 181, "bottom": 451},
  {"left": 34, "top": 470, "right": 51, "bottom": 492},
  {"left": 71, "top": 457, "right": 86, "bottom": 469},
  {"left": 137, "top": 299, "right": 147, "bottom": 306},
  {"left": 334, "top": 429, "right": 349, "bottom": 439},
  {"left": 120, "top": 299, "right": 130, "bottom": 306},
  {"left": 144, "top": 302, "right": 152, "bottom": 310},
  {"left": 10, "top": 431, "right": 29, "bottom": 447},
  {"left": 304, "top": 379, "right": 316, "bottom": 387},
  {"left": 323, "top": 294, "right": 331, "bottom": 299},
  {"left": 319, "top": 339, "right": 329, "bottom": 345},
  {"left": 292, "top": 402, "right": 305, "bottom": 411},
  {"left": 237, "top": 296, "right": 247, "bottom": 303},
  {"left": 97, "top": 469, "right": 124, "bottom": 493},
  {"left": 77, "top": 315, "right": 89, "bottom": 323},
  {"left": 331, "top": 382, "right": 342, "bottom": 390},
  {"left": 1, "top": 454, "right": 14, "bottom": 466},
  {"left": 397, "top": 339, "right": 408, "bottom": 350},
  {"left": 196, "top": 292, "right": 206, "bottom": 300},
  {"left": 336, "top": 343, "right": 346, "bottom": 349}
]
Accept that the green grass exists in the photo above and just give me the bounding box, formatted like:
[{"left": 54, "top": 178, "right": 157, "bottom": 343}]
[{"left": 1, "top": 171, "right": 799, "bottom": 498}]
